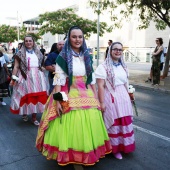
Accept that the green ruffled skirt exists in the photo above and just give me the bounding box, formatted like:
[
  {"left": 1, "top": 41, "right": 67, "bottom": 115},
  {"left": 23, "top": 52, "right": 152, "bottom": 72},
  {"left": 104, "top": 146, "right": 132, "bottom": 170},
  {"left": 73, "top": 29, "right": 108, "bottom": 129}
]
[{"left": 40, "top": 108, "right": 111, "bottom": 166}]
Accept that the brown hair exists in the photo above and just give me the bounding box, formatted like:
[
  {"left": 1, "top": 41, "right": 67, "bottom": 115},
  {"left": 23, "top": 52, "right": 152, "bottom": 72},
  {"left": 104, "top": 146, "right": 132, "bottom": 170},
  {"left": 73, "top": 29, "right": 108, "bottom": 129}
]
[
  {"left": 23, "top": 35, "right": 35, "bottom": 46},
  {"left": 156, "top": 38, "right": 163, "bottom": 45},
  {"left": 0, "top": 50, "right": 3, "bottom": 57},
  {"left": 110, "top": 42, "right": 123, "bottom": 56}
]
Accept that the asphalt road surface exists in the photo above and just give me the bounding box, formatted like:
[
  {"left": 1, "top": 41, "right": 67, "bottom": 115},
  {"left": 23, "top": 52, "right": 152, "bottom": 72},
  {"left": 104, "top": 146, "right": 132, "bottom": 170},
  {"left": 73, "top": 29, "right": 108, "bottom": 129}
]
[{"left": 0, "top": 87, "right": 170, "bottom": 170}]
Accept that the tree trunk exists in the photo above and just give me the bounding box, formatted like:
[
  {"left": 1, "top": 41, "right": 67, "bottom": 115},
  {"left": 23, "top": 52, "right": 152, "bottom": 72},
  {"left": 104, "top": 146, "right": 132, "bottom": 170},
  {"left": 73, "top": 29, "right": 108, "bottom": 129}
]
[{"left": 163, "top": 39, "right": 170, "bottom": 78}]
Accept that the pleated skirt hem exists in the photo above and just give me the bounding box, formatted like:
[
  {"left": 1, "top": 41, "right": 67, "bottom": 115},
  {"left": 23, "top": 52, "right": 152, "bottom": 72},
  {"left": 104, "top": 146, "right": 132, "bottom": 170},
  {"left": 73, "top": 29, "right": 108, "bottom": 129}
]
[
  {"left": 36, "top": 108, "right": 112, "bottom": 166},
  {"left": 42, "top": 140, "right": 111, "bottom": 166},
  {"left": 108, "top": 116, "right": 135, "bottom": 153}
]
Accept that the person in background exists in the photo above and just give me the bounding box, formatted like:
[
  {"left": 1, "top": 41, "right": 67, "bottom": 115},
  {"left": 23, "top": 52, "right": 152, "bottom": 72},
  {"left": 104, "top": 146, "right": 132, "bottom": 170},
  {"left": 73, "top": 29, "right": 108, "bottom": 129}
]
[
  {"left": 18, "top": 43, "right": 23, "bottom": 50},
  {"left": 44, "top": 43, "right": 58, "bottom": 63},
  {"left": 15, "top": 43, "right": 23, "bottom": 54},
  {"left": 160, "top": 47, "right": 167, "bottom": 72},
  {"left": 40, "top": 45, "right": 46, "bottom": 56},
  {"left": 95, "top": 42, "right": 135, "bottom": 160},
  {"left": 0, "top": 50, "right": 10, "bottom": 105},
  {"left": 10, "top": 35, "right": 48, "bottom": 126},
  {"left": 2, "top": 45, "right": 7, "bottom": 52},
  {"left": 49, "top": 43, "right": 58, "bottom": 54},
  {"left": 12, "top": 43, "right": 23, "bottom": 69},
  {"left": 45, "top": 40, "right": 65, "bottom": 94},
  {"left": 36, "top": 26, "right": 111, "bottom": 169},
  {"left": 105, "top": 39, "right": 113, "bottom": 59},
  {"left": 12, "top": 47, "right": 15, "bottom": 55},
  {"left": 145, "top": 38, "right": 163, "bottom": 86},
  {"left": 15, "top": 47, "right": 19, "bottom": 53},
  {"left": 0, "top": 47, "right": 12, "bottom": 96},
  {"left": 0, "top": 47, "right": 10, "bottom": 64}
]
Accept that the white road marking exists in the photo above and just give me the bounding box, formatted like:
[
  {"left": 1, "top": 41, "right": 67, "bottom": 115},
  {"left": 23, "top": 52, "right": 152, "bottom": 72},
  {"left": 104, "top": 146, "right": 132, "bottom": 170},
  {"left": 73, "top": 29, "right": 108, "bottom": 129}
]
[{"left": 133, "top": 125, "right": 170, "bottom": 142}]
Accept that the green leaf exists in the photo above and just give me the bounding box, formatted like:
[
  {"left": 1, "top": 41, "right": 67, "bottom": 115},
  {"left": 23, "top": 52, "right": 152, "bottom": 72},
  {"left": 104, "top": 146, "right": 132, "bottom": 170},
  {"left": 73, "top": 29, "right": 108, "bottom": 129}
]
[
  {"left": 89, "top": 0, "right": 170, "bottom": 30},
  {"left": 38, "top": 7, "right": 112, "bottom": 38}
]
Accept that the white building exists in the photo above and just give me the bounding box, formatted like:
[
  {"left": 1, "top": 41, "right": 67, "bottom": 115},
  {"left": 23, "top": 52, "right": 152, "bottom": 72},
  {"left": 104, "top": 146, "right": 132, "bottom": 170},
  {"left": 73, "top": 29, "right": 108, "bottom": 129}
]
[
  {"left": 76, "top": 0, "right": 169, "bottom": 62},
  {"left": 23, "top": 0, "right": 169, "bottom": 62}
]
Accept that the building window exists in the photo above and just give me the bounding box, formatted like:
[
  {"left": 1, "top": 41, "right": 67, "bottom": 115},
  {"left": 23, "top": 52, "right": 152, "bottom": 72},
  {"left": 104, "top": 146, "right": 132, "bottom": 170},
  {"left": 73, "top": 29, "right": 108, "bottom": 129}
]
[{"left": 44, "top": 41, "right": 48, "bottom": 46}]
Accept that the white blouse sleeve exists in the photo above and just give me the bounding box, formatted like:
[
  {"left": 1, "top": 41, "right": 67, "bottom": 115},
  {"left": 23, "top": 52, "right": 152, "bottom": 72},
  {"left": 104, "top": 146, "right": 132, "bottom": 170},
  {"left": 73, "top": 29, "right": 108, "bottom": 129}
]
[
  {"left": 95, "top": 64, "right": 107, "bottom": 80},
  {"left": 90, "top": 72, "right": 96, "bottom": 84},
  {"left": 53, "top": 63, "right": 67, "bottom": 86},
  {"left": 0, "top": 56, "right": 6, "bottom": 67}
]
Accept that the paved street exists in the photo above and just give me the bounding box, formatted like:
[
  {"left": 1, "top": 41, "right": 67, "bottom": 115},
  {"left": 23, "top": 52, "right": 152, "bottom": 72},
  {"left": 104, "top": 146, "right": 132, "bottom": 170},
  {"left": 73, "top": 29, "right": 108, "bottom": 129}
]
[{"left": 0, "top": 87, "right": 170, "bottom": 170}]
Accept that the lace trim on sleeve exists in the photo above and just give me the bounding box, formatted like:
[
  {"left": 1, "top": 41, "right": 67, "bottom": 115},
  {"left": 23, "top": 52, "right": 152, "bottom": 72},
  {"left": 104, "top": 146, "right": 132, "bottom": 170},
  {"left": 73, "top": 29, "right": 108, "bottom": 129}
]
[{"left": 53, "top": 64, "right": 67, "bottom": 86}]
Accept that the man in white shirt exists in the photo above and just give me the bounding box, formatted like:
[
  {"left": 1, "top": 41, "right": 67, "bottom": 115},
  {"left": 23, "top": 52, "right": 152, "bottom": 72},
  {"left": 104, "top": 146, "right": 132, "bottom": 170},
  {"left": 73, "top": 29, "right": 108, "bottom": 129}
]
[{"left": 160, "top": 47, "right": 167, "bottom": 71}]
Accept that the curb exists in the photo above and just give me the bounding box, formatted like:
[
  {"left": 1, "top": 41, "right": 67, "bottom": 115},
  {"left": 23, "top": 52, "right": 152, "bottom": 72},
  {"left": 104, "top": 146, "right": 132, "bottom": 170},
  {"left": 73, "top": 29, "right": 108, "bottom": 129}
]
[{"left": 130, "top": 82, "right": 170, "bottom": 94}]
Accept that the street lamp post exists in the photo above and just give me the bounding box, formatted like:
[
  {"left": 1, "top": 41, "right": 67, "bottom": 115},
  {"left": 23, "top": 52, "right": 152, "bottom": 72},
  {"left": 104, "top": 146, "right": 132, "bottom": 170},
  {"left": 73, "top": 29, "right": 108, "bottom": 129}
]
[
  {"left": 97, "top": 0, "right": 100, "bottom": 66},
  {"left": 17, "top": 11, "right": 20, "bottom": 42}
]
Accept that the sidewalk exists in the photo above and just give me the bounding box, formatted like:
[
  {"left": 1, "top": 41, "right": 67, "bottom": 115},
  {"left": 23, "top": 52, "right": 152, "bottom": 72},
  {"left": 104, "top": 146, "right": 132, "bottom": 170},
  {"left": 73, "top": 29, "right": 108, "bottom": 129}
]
[
  {"left": 94, "top": 61, "right": 170, "bottom": 93},
  {"left": 129, "top": 69, "right": 170, "bottom": 93}
]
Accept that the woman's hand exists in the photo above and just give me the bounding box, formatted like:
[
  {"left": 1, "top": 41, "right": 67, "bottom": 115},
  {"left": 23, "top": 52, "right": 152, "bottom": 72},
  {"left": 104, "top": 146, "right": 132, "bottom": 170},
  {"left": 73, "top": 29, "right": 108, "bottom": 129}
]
[
  {"left": 9, "top": 80, "right": 15, "bottom": 86},
  {"left": 56, "top": 101, "right": 63, "bottom": 116},
  {"left": 9, "top": 80, "right": 13, "bottom": 86},
  {"left": 100, "top": 102, "right": 106, "bottom": 113},
  {"left": 41, "top": 67, "right": 46, "bottom": 71}
]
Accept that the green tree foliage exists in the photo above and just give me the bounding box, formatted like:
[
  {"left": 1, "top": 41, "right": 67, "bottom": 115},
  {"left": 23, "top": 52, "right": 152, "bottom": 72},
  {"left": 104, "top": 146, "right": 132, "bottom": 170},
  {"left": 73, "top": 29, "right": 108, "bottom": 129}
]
[
  {"left": 38, "top": 8, "right": 112, "bottom": 39},
  {"left": 89, "top": 0, "right": 170, "bottom": 30},
  {"left": 89, "top": 0, "right": 170, "bottom": 77},
  {"left": 0, "top": 25, "right": 17, "bottom": 43},
  {"left": 0, "top": 25, "right": 40, "bottom": 43},
  {"left": 19, "top": 26, "right": 41, "bottom": 42}
]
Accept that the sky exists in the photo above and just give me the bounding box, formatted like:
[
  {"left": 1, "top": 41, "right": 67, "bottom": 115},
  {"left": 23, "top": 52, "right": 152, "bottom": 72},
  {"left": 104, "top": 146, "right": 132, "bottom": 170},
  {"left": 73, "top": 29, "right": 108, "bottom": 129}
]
[{"left": 0, "top": 0, "right": 78, "bottom": 25}]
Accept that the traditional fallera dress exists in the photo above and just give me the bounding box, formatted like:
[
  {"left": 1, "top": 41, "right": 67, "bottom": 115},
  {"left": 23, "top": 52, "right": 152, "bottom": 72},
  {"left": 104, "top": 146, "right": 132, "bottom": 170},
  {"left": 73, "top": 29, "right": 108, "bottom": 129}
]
[
  {"left": 10, "top": 49, "right": 48, "bottom": 115},
  {"left": 36, "top": 55, "right": 111, "bottom": 166},
  {"left": 95, "top": 61, "right": 135, "bottom": 154}
]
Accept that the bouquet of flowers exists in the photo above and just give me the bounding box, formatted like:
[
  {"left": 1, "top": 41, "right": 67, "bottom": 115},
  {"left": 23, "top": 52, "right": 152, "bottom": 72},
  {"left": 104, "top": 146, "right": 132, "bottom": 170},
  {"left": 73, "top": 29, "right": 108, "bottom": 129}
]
[
  {"left": 53, "top": 91, "right": 69, "bottom": 123},
  {"left": 128, "top": 85, "right": 138, "bottom": 116}
]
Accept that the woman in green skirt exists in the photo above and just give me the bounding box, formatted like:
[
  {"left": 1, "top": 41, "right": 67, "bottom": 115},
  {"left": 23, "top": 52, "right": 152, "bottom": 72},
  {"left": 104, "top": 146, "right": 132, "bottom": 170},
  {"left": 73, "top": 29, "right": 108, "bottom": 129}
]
[{"left": 36, "top": 26, "right": 111, "bottom": 169}]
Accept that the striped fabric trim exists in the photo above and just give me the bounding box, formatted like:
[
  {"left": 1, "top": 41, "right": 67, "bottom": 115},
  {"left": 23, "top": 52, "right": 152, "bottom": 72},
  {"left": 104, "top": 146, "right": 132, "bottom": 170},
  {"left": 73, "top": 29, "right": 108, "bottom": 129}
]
[
  {"left": 109, "top": 133, "right": 135, "bottom": 146},
  {"left": 109, "top": 130, "right": 134, "bottom": 138},
  {"left": 10, "top": 68, "right": 48, "bottom": 115},
  {"left": 103, "top": 85, "right": 133, "bottom": 129},
  {"left": 11, "top": 102, "right": 46, "bottom": 115},
  {"left": 107, "top": 116, "right": 135, "bottom": 153},
  {"left": 112, "top": 143, "right": 135, "bottom": 153},
  {"left": 108, "top": 123, "right": 134, "bottom": 135}
]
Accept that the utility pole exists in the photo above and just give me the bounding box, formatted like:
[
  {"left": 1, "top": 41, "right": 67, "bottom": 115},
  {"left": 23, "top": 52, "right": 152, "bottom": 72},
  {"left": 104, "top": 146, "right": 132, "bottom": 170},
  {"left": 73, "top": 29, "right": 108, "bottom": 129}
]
[
  {"left": 97, "top": 0, "right": 100, "bottom": 66},
  {"left": 163, "top": 34, "right": 170, "bottom": 78},
  {"left": 17, "top": 11, "right": 20, "bottom": 42}
]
